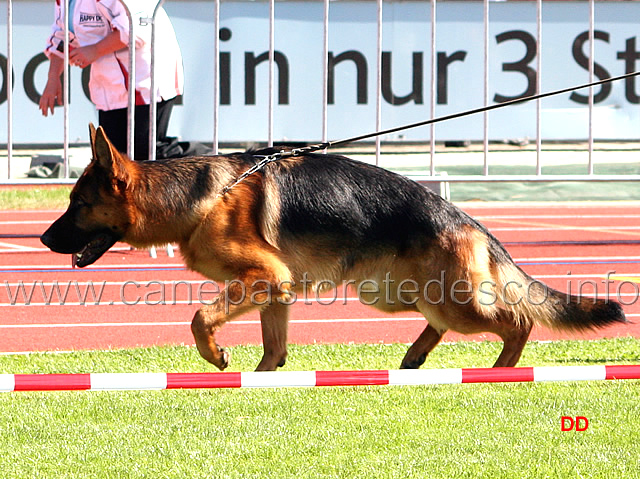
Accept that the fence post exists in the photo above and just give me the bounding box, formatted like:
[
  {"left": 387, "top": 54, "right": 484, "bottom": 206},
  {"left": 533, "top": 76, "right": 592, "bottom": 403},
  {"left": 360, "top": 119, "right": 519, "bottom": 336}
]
[
  {"left": 63, "top": 0, "right": 70, "bottom": 178},
  {"left": 116, "top": 0, "right": 136, "bottom": 162},
  {"left": 483, "top": 0, "right": 489, "bottom": 176},
  {"left": 268, "top": 0, "right": 275, "bottom": 147},
  {"left": 375, "top": 0, "right": 382, "bottom": 165},
  {"left": 536, "top": 0, "right": 542, "bottom": 176},
  {"left": 148, "top": 0, "right": 165, "bottom": 162},
  {"left": 429, "top": 0, "right": 436, "bottom": 176},
  {"left": 213, "top": 0, "right": 220, "bottom": 154},
  {"left": 6, "top": 0, "right": 12, "bottom": 179}
]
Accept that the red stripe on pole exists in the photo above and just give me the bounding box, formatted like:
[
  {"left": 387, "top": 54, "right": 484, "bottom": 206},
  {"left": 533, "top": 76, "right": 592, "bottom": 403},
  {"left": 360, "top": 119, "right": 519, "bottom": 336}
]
[
  {"left": 166, "top": 372, "right": 242, "bottom": 389},
  {"left": 461, "top": 367, "right": 535, "bottom": 383},
  {"left": 605, "top": 365, "right": 640, "bottom": 380},
  {"left": 13, "top": 373, "right": 91, "bottom": 391},
  {"left": 315, "top": 370, "right": 389, "bottom": 387}
]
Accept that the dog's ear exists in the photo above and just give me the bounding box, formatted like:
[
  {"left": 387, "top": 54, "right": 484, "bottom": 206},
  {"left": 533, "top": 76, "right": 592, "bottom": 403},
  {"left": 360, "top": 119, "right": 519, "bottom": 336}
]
[
  {"left": 90, "top": 124, "right": 133, "bottom": 188},
  {"left": 88, "top": 123, "right": 98, "bottom": 163},
  {"left": 89, "top": 123, "right": 97, "bottom": 142}
]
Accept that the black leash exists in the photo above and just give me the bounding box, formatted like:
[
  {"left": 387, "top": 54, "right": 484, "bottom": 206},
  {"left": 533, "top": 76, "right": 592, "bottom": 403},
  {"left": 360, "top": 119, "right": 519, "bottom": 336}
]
[
  {"left": 309, "top": 70, "right": 640, "bottom": 152},
  {"left": 221, "top": 70, "right": 640, "bottom": 195}
]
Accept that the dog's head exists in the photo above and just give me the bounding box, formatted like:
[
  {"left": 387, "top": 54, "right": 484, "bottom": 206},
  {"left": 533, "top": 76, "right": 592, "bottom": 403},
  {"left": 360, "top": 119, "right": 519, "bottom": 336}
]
[{"left": 41, "top": 124, "right": 135, "bottom": 267}]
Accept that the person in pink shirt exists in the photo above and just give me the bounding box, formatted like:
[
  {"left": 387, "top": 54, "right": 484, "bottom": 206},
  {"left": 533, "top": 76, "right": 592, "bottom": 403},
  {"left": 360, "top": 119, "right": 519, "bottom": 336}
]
[{"left": 39, "top": 0, "right": 193, "bottom": 160}]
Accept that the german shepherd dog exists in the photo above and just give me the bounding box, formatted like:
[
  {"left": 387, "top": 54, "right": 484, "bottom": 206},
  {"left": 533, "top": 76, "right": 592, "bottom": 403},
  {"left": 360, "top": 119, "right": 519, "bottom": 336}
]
[{"left": 41, "top": 125, "right": 626, "bottom": 371}]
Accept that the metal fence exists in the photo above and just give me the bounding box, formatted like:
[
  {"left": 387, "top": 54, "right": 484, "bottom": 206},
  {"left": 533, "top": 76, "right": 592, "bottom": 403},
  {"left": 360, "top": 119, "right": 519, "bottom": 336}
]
[{"left": 2, "top": 0, "right": 640, "bottom": 184}]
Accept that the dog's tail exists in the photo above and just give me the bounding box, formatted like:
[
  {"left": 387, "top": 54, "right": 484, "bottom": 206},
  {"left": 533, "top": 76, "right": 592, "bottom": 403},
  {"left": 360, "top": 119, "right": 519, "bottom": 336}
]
[{"left": 485, "top": 234, "right": 627, "bottom": 332}]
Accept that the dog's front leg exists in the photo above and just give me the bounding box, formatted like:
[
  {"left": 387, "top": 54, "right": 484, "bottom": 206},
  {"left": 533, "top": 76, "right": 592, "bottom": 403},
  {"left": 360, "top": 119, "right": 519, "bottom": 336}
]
[
  {"left": 190, "top": 278, "right": 255, "bottom": 370},
  {"left": 190, "top": 273, "right": 292, "bottom": 371},
  {"left": 190, "top": 307, "right": 232, "bottom": 371},
  {"left": 256, "top": 300, "right": 290, "bottom": 371}
]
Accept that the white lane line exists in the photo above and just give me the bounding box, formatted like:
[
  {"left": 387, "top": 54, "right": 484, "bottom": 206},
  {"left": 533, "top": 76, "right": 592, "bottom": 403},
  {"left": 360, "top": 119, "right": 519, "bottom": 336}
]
[
  {"left": 0, "top": 220, "right": 52, "bottom": 225},
  {"left": 0, "top": 317, "right": 424, "bottom": 329},
  {"left": 0, "top": 210, "right": 63, "bottom": 214},
  {"left": 1, "top": 313, "right": 638, "bottom": 330},
  {"left": 0, "top": 242, "right": 41, "bottom": 252},
  {"left": 0, "top": 262, "right": 185, "bottom": 271},
  {"left": 477, "top": 214, "right": 640, "bottom": 220},
  {"left": 490, "top": 226, "right": 640, "bottom": 232},
  {"left": 514, "top": 255, "right": 640, "bottom": 262},
  {"left": 3, "top": 267, "right": 638, "bottom": 287},
  {"left": 1, "top": 253, "right": 640, "bottom": 273}
]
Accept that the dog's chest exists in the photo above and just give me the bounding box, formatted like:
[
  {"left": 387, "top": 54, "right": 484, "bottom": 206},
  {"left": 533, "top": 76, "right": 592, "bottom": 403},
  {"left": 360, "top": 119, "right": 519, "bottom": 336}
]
[{"left": 178, "top": 243, "right": 235, "bottom": 282}]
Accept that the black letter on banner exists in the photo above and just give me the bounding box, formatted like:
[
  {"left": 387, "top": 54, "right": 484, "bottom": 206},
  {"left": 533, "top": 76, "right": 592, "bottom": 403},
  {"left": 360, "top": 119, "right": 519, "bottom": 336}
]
[
  {"left": 494, "top": 30, "right": 537, "bottom": 103},
  {"left": 570, "top": 30, "right": 611, "bottom": 104},
  {"left": 220, "top": 51, "right": 231, "bottom": 104},
  {"left": 219, "top": 28, "right": 232, "bottom": 105},
  {"left": 328, "top": 51, "right": 368, "bottom": 105},
  {"left": 244, "top": 51, "right": 290, "bottom": 105},
  {"left": 436, "top": 51, "right": 466, "bottom": 105},
  {"left": 381, "top": 52, "right": 423, "bottom": 105},
  {"left": 0, "top": 54, "right": 14, "bottom": 104},
  {"left": 617, "top": 37, "right": 640, "bottom": 104}
]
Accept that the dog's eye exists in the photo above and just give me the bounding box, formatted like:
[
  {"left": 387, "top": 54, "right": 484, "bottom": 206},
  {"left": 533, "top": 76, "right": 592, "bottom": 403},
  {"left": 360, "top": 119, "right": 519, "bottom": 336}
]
[{"left": 74, "top": 198, "right": 91, "bottom": 209}]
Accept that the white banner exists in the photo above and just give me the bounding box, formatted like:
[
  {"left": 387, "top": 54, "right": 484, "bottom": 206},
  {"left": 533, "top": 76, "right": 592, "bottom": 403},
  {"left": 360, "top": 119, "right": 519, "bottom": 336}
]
[{"left": 0, "top": 1, "right": 639, "bottom": 144}]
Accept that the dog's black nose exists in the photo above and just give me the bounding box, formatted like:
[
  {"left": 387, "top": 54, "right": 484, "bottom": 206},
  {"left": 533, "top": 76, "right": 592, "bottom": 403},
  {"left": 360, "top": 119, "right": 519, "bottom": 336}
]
[{"left": 40, "top": 231, "right": 54, "bottom": 249}]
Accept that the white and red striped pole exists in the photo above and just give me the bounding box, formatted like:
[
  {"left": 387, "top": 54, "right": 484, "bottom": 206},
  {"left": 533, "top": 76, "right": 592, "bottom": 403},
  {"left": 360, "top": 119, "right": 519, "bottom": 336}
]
[{"left": 1, "top": 365, "right": 639, "bottom": 392}]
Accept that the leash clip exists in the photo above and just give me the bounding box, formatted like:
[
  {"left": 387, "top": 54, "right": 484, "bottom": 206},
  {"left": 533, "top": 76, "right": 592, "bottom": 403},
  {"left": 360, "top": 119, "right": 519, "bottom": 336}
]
[{"left": 220, "top": 152, "right": 282, "bottom": 196}]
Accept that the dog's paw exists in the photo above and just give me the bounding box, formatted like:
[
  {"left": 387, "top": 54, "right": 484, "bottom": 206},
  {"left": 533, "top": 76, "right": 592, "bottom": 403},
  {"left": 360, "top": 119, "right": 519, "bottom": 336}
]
[
  {"left": 216, "top": 346, "right": 231, "bottom": 371},
  {"left": 400, "top": 352, "right": 427, "bottom": 369}
]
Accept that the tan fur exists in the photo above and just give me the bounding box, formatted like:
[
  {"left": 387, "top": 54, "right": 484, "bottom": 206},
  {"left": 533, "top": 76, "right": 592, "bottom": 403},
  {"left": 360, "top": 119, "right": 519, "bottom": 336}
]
[
  {"left": 492, "top": 262, "right": 552, "bottom": 329},
  {"left": 257, "top": 173, "right": 282, "bottom": 249}
]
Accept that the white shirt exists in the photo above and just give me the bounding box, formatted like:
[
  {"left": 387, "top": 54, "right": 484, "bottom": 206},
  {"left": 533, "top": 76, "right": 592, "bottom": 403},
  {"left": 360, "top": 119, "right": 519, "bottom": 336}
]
[{"left": 45, "top": 0, "right": 184, "bottom": 111}]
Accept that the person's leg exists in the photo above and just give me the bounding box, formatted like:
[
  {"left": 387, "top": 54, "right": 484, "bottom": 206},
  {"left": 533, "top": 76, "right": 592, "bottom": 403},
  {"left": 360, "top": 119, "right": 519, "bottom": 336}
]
[
  {"left": 133, "top": 103, "right": 151, "bottom": 161},
  {"left": 152, "top": 97, "right": 182, "bottom": 159},
  {"left": 155, "top": 97, "right": 177, "bottom": 142},
  {"left": 100, "top": 97, "right": 182, "bottom": 161},
  {"left": 98, "top": 108, "right": 128, "bottom": 155},
  {"left": 99, "top": 106, "right": 151, "bottom": 161}
]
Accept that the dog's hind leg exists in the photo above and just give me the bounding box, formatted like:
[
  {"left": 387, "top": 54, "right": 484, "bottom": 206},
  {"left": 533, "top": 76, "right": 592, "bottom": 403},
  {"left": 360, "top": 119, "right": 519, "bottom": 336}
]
[
  {"left": 400, "top": 324, "right": 446, "bottom": 369},
  {"left": 256, "top": 300, "right": 290, "bottom": 371},
  {"left": 491, "top": 320, "right": 533, "bottom": 368}
]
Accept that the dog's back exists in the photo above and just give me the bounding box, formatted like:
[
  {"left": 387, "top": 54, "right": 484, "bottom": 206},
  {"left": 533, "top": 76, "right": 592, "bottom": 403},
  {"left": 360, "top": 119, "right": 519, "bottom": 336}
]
[{"left": 263, "top": 152, "right": 467, "bottom": 248}]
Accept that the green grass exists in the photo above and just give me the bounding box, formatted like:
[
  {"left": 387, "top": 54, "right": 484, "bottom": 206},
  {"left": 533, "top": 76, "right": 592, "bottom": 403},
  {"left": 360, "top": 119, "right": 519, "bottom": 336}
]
[
  {"left": 0, "top": 186, "right": 71, "bottom": 209},
  {"left": 1, "top": 339, "right": 639, "bottom": 478}
]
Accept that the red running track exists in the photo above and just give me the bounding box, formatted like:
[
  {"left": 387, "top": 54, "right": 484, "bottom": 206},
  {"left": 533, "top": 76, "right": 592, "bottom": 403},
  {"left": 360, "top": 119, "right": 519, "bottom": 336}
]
[{"left": 1, "top": 203, "right": 640, "bottom": 354}]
